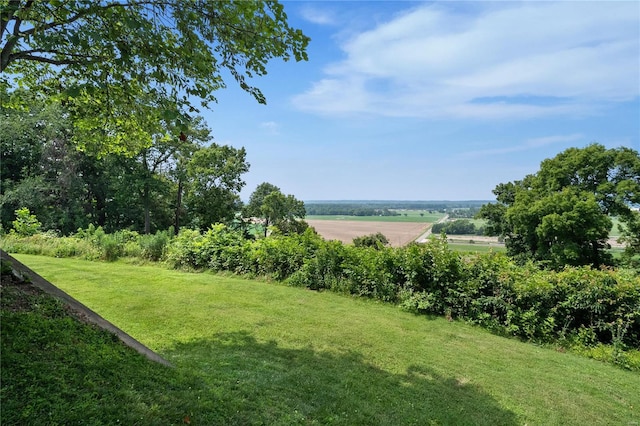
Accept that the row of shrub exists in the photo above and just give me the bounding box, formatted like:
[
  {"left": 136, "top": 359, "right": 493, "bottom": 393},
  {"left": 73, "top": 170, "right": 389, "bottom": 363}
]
[
  {"left": 2, "top": 224, "right": 639, "bottom": 369},
  {"left": 1, "top": 224, "right": 171, "bottom": 262}
]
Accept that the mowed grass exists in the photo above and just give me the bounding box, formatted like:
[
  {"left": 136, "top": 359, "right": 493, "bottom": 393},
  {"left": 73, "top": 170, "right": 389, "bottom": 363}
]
[
  {"left": 307, "top": 210, "right": 444, "bottom": 223},
  {"left": 11, "top": 254, "right": 640, "bottom": 425},
  {"left": 610, "top": 216, "right": 624, "bottom": 238},
  {"left": 448, "top": 242, "right": 507, "bottom": 253}
]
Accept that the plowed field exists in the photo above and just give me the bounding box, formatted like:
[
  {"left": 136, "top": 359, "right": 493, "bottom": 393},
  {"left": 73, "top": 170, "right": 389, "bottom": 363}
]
[{"left": 306, "top": 220, "right": 431, "bottom": 247}]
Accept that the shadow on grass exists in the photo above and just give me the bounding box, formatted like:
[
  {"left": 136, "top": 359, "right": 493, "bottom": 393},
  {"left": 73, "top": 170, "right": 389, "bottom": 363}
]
[
  {"left": 1, "top": 277, "right": 518, "bottom": 425},
  {"left": 0, "top": 288, "right": 202, "bottom": 425},
  {"left": 166, "top": 331, "right": 519, "bottom": 425}
]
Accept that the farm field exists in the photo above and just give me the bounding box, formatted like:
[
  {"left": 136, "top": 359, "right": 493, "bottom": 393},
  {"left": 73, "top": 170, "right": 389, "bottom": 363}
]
[
  {"left": 306, "top": 219, "right": 431, "bottom": 247},
  {"left": 6, "top": 254, "right": 640, "bottom": 425},
  {"left": 307, "top": 212, "right": 627, "bottom": 251}
]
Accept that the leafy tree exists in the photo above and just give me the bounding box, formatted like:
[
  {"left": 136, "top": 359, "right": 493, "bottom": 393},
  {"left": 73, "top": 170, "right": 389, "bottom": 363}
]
[
  {"left": 134, "top": 118, "right": 210, "bottom": 234},
  {"left": 244, "top": 182, "right": 280, "bottom": 217},
  {"left": 1, "top": 0, "right": 309, "bottom": 155},
  {"left": 0, "top": 91, "right": 49, "bottom": 184},
  {"left": 353, "top": 232, "right": 389, "bottom": 249},
  {"left": 184, "top": 144, "right": 249, "bottom": 230},
  {"left": 262, "top": 191, "right": 307, "bottom": 235},
  {"left": 479, "top": 144, "right": 640, "bottom": 269},
  {"left": 0, "top": 100, "right": 93, "bottom": 233},
  {"left": 0, "top": 88, "right": 255, "bottom": 235},
  {"left": 245, "top": 182, "right": 306, "bottom": 237}
]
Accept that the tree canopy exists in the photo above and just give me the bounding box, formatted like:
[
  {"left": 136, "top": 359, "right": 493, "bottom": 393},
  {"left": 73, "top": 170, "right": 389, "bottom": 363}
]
[
  {"left": 0, "top": 98, "right": 250, "bottom": 234},
  {"left": 479, "top": 144, "right": 640, "bottom": 269},
  {"left": 1, "top": 0, "right": 309, "bottom": 154},
  {"left": 245, "top": 182, "right": 306, "bottom": 237}
]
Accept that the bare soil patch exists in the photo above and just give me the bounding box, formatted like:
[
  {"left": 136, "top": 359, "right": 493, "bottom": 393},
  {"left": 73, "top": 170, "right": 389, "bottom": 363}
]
[{"left": 307, "top": 220, "right": 430, "bottom": 247}]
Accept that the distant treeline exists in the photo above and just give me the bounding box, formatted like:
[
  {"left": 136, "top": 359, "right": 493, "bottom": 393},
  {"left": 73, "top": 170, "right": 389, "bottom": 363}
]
[
  {"left": 447, "top": 207, "right": 481, "bottom": 219},
  {"left": 306, "top": 201, "right": 490, "bottom": 216},
  {"left": 432, "top": 219, "right": 485, "bottom": 235},
  {"left": 306, "top": 205, "right": 400, "bottom": 216}
]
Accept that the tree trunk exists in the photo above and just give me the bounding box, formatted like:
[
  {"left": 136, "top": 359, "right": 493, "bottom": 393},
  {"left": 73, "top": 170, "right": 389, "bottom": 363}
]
[
  {"left": 174, "top": 178, "right": 183, "bottom": 234},
  {"left": 94, "top": 190, "right": 106, "bottom": 227},
  {"left": 143, "top": 182, "right": 151, "bottom": 235}
]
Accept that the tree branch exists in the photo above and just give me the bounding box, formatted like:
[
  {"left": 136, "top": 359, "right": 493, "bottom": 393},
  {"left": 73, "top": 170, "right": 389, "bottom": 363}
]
[
  {"left": 1, "top": 0, "right": 172, "bottom": 71},
  {"left": 8, "top": 53, "right": 82, "bottom": 67},
  {"left": 0, "top": 0, "right": 32, "bottom": 72},
  {"left": 8, "top": 48, "right": 111, "bottom": 70},
  {"left": 19, "top": 0, "right": 173, "bottom": 37},
  {"left": 0, "top": 0, "right": 22, "bottom": 36}
]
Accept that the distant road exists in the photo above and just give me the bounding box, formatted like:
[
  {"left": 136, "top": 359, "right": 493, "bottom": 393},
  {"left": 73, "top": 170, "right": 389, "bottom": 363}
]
[{"left": 415, "top": 214, "right": 449, "bottom": 243}]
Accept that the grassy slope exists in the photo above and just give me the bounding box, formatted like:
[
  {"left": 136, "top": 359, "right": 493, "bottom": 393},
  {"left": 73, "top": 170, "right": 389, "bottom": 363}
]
[
  {"left": 8, "top": 254, "right": 640, "bottom": 425},
  {"left": 0, "top": 274, "right": 201, "bottom": 425}
]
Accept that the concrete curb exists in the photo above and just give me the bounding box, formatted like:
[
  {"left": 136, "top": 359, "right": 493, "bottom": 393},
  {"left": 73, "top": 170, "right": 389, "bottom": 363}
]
[{"left": 1, "top": 250, "right": 172, "bottom": 367}]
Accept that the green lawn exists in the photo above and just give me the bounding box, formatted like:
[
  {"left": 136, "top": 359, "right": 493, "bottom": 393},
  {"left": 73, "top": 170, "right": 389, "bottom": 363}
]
[
  {"left": 610, "top": 216, "right": 623, "bottom": 238},
  {"left": 448, "top": 242, "right": 507, "bottom": 253},
  {"left": 6, "top": 254, "right": 640, "bottom": 425},
  {"left": 307, "top": 211, "right": 444, "bottom": 223}
]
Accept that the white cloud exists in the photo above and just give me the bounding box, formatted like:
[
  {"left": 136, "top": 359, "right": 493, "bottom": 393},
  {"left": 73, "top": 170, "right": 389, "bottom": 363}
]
[
  {"left": 462, "top": 133, "right": 585, "bottom": 157},
  {"left": 299, "top": 5, "right": 337, "bottom": 25},
  {"left": 292, "top": 2, "right": 639, "bottom": 120},
  {"left": 260, "top": 121, "right": 280, "bottom": 135}
]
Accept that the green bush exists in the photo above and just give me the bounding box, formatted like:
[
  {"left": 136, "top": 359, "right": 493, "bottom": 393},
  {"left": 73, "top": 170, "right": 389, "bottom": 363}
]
[
  {"left": 398, "top": 240, "right": 463, "bottom": 313},
  {"left": 288, "top": 240, "right": 348, "bottom": 291},
  {"left": 0, "top": 232, "right": 101, "bottom": 260},
  {"left": 249, "top": 229, "right": 320, "bottom": 280},
  {"left": 200, "top": 224, "right": 250, "bottom": 273},
  {"left": 452, "top": 254, "right": 640, "bottom": 348},
  {"left": 341, "top": 246, "right": 401, "bottom": 302},
  {"left": 398, "top": 289, "right": 440, "bottom": 314},
  {"left": 552, "top": 267, "right": 640, "bottom": 348},
  {"left": 11, "top": 208, "right": 42, "bottom": 236},
  {"left": 165, "top": 229, "right": 203, "bottom": 269},
  {"left": 353, "top": 232, "right": 389, "bottom": 249},
  {"left": 138, "top": 231, "right": 170, "bottom": 261},
  {"left": 99, "top": 234, "right": 122, "bottom": 261}
]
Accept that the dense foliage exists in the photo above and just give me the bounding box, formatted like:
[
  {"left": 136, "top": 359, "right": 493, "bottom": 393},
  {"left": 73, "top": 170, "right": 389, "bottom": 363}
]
[
  {"left": 353, "top": 232, "right": 389, "bottom": 249},
  {"left": 244, "top": 182, "right": 307, "bottom": 237},
  {"left": 1, "top": 0, "right": 309, "bottom": 155},
  {"left": 0, "top": 102, "right": 250, "bottom": 235},
  {"left": 3, "top": 225, "right": 638, "bottom": 369},
  {"left": 432, "top": 219, "right": 485, "bottom": 235},
  {"left": 479, "top": 144, "right": 640, "bottom": 269}
]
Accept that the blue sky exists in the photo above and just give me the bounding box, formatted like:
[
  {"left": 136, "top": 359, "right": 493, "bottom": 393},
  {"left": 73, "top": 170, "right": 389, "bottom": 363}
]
[{"left": 202, "top": 1, "right": 640, "bottom": 201}]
